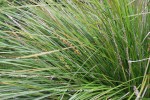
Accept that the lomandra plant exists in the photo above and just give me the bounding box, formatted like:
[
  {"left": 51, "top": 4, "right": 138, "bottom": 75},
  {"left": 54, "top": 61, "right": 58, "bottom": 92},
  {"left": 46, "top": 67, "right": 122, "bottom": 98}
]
[{"left": 0, "top": 0, "right": 149, "bottom": 99}]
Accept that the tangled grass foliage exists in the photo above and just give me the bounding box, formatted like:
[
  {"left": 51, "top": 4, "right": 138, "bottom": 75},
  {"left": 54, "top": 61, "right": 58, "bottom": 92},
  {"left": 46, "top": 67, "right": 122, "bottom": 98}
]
[{"left": 0, "top": 0, "right": 149, "bottom": 99}]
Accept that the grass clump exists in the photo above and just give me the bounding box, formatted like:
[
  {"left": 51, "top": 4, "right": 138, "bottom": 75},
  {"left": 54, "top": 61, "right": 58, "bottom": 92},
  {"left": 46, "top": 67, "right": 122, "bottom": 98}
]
[{"left": 0, "top": 0, "right": 149, "bottom": 99}]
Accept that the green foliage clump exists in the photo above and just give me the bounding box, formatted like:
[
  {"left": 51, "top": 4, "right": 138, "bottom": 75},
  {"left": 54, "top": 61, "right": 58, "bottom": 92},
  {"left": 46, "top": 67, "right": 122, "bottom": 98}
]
[{"left": 0, "top": 0, "right": 149, "bottom": 99}]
